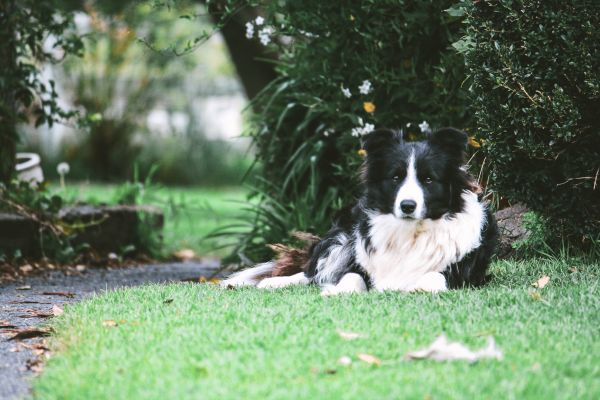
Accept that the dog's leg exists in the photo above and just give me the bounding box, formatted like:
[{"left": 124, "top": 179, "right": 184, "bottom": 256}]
[
  {"left": 256, "top": 272, "right": 310, "bottom": 289},
  {"left": 320, "top": 273, "right": 368, "bottom": 296},
  {"left": 412, "top": 271, "right": 448, "bottom": 293}
]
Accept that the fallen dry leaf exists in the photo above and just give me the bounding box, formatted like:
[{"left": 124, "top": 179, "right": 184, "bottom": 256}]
[
  {"left": 404, "top": 334, "right": 503, "bottom": 362},
  {"left": 199, "top": 276, "right": 220, "bottom": 284},
  {"left": 42, "top": 291, "right": 75, "bottom": 298},
  {"left": 337, "top": 330, "right": 365, "bottom": 340},
  {"left": 173, "top": 249, "right": 196, "bottom": 261},
  {"left": 1, "top": 320, "right": 18, "bottom": 329},
  {"left": 358, "top": 353, "right": 382, "bottom": 366},
  {"left": 75, "top": 264, "right": 86, "bottom": 272},
  {"left": 568, "top": 266, "right": 577, "bottom": 273},
  {"left": 8, "top": 328, "right": 52, "bottom": 341},
  {"left": 26, "top": 358, "right": 44, "bottom": 374},
  {"left": 20, "top": 265, "right": 34, "bottom": 273},
  {"left": 338, "top": 356, "right": 352, "bottom": 366},
  {"left": 533, "top": 275, "right": 550, "bottom": 289},
  {"left": 102, "top": 320, "right": 118, "bottom": 327},
  {"left": 17, "top": 285, "right": 31, "bottom": 290},
  {"left": 18, "top": 310, "right": 53, "bottom": 319},
  {"left": 52, "top": 305, "right": 64, "bottom": 317}
]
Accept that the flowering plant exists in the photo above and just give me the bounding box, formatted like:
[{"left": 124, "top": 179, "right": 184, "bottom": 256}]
[{"left": 225, "top": 1, "right": 471, "bottom": 263}]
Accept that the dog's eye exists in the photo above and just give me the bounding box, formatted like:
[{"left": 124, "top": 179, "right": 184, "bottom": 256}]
[
  {"left": 424, "top": 177, "right": 433, "bottom": 184},
  {"left": 392, "top": 175, "right": 401, "bottom": 182}
]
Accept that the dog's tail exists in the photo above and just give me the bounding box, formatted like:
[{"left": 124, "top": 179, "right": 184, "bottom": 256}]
[
  {"left": 220, "top": 231, "right": 318, "bottom": 288},
  {"left": 220, "top": 261, "right": 276, "bottom": 287}
]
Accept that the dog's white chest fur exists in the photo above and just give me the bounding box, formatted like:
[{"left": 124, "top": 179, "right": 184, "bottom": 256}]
[{"left": 355, "top": 191, "right": 485, "bottom": 291}]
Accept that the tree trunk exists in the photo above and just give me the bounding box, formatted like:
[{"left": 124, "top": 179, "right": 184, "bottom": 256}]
[
  {"left": 0, "top": 0, "right": 18, "bottom": 184},
  {"left": 207, "top": 3, "right": 278, "bottom": 102}
]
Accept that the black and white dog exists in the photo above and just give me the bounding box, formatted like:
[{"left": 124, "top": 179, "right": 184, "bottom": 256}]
[{"left": 222, "top": 128, "right": 498, "bottom": 295}]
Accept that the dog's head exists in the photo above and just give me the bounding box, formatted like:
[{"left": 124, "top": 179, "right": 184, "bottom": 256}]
[{"left": 361, "top": 127, "right": 472, "bottom": 220}]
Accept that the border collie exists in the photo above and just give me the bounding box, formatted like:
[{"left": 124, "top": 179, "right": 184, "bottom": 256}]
[{"left": 222, "top": 128, "right": 498, "bottom": 295}]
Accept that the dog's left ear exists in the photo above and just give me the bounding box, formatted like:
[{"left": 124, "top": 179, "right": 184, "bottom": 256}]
[
  {"left": 428, "top": 127, "right": 468, "bottom": 159},
  {"left": 361, "top": 129, "right": 402, "bottom": 154}
]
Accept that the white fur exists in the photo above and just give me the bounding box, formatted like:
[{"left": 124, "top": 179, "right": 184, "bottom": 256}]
[
  {"left": 312, "top": 233, "right": 354, "bottom": 285},
  {"left": 412, "top": 271, "right": 448, "bottom": 293},
  {"left": 394, "top": 151, "right": 426, "bottom": 219},
  {"left": 220, "top": 262, "right": 275, "bottom": 287},
  {"left": 355, "top": 191, "right": 485, "bottom": 292},
  {"left": 257, "top": 272, "right": 310, "bottom": 289},
  {"left": 321, "top": 273, "right": 368, "bottom": 296}
]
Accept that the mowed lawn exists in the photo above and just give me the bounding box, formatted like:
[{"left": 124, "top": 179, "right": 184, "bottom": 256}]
[
  {"left": 61, "top": 183, "right": 249, "bottom": 257},
  {"left": 34, "top": 258, "right": 599, "bottom": 399}
]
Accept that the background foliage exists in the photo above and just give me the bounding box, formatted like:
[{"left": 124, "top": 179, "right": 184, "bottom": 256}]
[
  {"left": 0, "top": 0, "right": 82, "bottom": 183},
  {"left": 222, "top": 0, "right": 472, "bottom": 263},
  {"left": 462, "top": 0, "right": 600, "bottom": 245}
]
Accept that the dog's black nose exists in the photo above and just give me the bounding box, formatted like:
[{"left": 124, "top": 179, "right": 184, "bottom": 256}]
[{"left": 400, "top": 200, "right": 417, "bottom": 214}]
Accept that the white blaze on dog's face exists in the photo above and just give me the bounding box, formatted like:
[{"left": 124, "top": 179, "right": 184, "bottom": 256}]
[
  {"left": 361, "top": 128, "right": 471, "bottom": 221},
  {"left": 393, "top": 151, "right": 426, "bottom": 219}
]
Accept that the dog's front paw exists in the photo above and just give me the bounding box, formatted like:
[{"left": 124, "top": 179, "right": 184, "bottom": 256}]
[
  {"left": 321, "top": 273, "right": 368, "bottom": 296},
  {"left": 412, "top": 272, "right": 448, "bottom": 293},
  {"left": 256, "top": 272, "right": 309, "bottom": 289}
]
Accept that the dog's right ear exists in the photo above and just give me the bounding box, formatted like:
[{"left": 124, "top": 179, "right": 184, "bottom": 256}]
[{"left": 361, "top": 129, "right": 402, "bottom": 154}]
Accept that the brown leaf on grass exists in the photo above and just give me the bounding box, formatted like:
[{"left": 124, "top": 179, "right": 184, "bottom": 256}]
[
  {"left": 102, "top": 320, "right": 118, "bottom": 327},
  {"left": 532, "top": 275, "right": 550, "bottom": 289},
  {"left": 358, "top": 353, "right": 381, "bottom": 366},
  {"left": 173, "top": 249, "right": 196, "bottom": 261},
  {"left": 42, "top": 291, "right": 75, "bottom": 298},
  {"left": 568, "top": 266, "right": 577, "bottom": 273},
  {"left": 199, "top": 276, "right": 220, "bottom": 284},
  {"left": 337, "top": 330, "right": 365, "bottom": 340},
  {"left": 404, "top": 334, "right": 503, "bottom": 362},
  {"left": 16, "top": 285, "right": 31, "bottom": 290},
  {"left": 52, "top": 305, "right": 64, "bottom": 316},
  {"left": 8, "top": 327, "right": 52, "bottom": 341}
]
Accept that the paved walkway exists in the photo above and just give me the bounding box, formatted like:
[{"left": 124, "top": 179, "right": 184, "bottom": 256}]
[{"left": 0, "top": 261, "right": 220, "bottom": 400}]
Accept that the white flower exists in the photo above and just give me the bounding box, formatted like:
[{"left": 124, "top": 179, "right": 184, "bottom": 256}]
[
  {"left": 351, "top": 121, "right": 375, "bottom": 137},
  {"left": 419, "top": 120, "right": 431, "bottom": 133},
  {"left": 245, "top": 22, "right": 254, "bottom": 39},
  {"left": 258, "top": 27, "right": 274, "bottom": 46},
  {"left": 341, "top": 87, "right": 352, "bottom": 98},
  {"left": 358, "top": 80, "right": 372, "bottom": 95},
  {"left": 298, "top": 29, "right": 318, "bottom": 38},
  {"left": 255, "top": 16, "right": 265, "bottom": 26},
  {"left": 324, "top": 129, "right": 333, "bottom": 137},
  {"left": 57, "top": 162, "right": 70, "bottom": 176},
  {"left": 310, "top": 155, "right": 317, "bottom": 163}
]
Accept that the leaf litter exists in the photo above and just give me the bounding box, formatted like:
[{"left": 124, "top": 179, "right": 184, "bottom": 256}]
[{"left": 404, "top": 334, "right": 503, "bottom": 362}]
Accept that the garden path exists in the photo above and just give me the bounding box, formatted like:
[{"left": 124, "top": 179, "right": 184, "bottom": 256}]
[{"left": 0, "top": 261, "right": 220, "bottom": 400}]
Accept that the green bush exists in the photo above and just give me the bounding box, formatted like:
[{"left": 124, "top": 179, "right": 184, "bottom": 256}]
[
  {"left": 462, "top": 0, "right": 600, "bottom": 245},
  {"left": 225, "top": 0, "right": 471, "bottom": 263}
]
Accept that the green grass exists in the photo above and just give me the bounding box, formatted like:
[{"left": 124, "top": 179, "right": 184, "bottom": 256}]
[
  {"left": 34, "top": 258, "right": 600, "bottom": 399},
  {"left": 59, "top": 183, "right": 249, "bottom": 257}
]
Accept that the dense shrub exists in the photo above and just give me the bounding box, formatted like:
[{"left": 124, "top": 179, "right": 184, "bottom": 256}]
[
  {"left": 225, "top": 0, "right": 471, "bottom": 263},
  {"left": 462, "top": 0, "right": 600, "bottom": 245}
]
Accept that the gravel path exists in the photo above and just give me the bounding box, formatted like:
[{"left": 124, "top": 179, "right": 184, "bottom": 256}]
[{"left": 0, "top": 261, "right": 221, "bottom": 400}]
